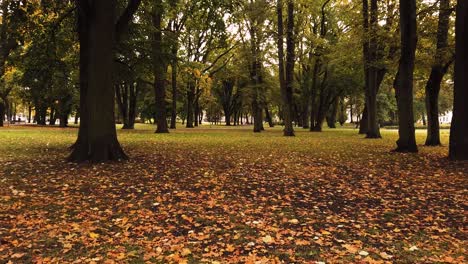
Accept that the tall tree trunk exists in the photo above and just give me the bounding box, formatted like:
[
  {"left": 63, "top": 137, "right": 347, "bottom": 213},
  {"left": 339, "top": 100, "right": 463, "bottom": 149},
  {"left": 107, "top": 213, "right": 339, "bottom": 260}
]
[
  {"left": 36, "top": 105, "right": 47, "bottom": 125},
  {"left": 425, "top": 0, "right": 451, "bottom": 146},
  {"left": 6, "top": 99, "right": 11, "bottom": 122},
  {"left": 312, "top": 68, "right": 329, "bottom": 132},
  {"left": 249, "top": 23, "right": 263, "bottom": 133},
  {"left": 326, "top": 97, "right": 338, "bottom": 128},
  {"left": 194, "top": 94, "right": 199, "bottom": 127},
  {"left": 360, "top": 102, "right": 382, "bottom": 134},
  {"left": 170, "top": 45, "right": 177, "bottom": 129},
  {"left": 366, "top": 0, "right": 381, "bottom": 138},
  {"left": 115, "top": 83, "right": 130, "bottom": 128},
  {"left": 69, "top": 0, "right": 127, "bottom": 162},
  {"left": 338, "top": 96, "right": 346, "bottom": 126},
  {"left": 225, "top": 108, "right": 231, "bottom": 126},
  {"left": 360, "top": 0, "right": 370, "bottom": 135},
  {"left": 59, "top": 113, "right": 68, "bottom": 127},
  {"left": 186, "top": 82, "right": 195, "bottom": 128},
  {"left": 363, "top": 0, "right": 381, "bottom": 138},
  {"left": 199, "top": 109, "right": 203, "bottom": 125},
  {"left": 394, "top": 0, "right": 418, "bottom": 152},
  {"left": 277, "top": 0, "right": 294, "bottom": 136},
  {"left": 252, "top": 100, "right": 262, "bottom": 132},
  {"left": 309, "top": 58, "right": 320, "bottom": 130},
  {"left": 0, "top": 105, "right": 4, "bottom": 126},
  {"left": 0, "top": 100, "right": 4, "bottom": 127},
  {"left": 49, "top": 107, "right": 57, "bottom": 125},
  {"left": 128, "top": 82, "right": 137, "bottom": 129},
  {"left": 302, "top": 97, "right": 310, "bottom": 129},
  {"left": 449, "top": 0, "right": 468, "bottom": 160},
  {"left": 153, "top": 1, "right": 169, "bottom": 133},
  {"left": 74, "top": 110, "right": 79, "bottom": 124},
  {"left": 265, "top": 106, "right": 274, "bottom": 127},
  {"left": 28, "top": 104, "right": 32, "bottom": 123}
]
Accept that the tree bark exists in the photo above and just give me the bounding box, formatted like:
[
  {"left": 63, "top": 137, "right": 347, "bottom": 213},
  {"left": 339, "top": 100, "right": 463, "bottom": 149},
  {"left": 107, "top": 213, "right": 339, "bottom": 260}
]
[
  {"left": 363, "top": 0, "right": 381, "bottom": 138},
  {"left": 326, "top": 97, "right": 338, "bottom": 128},
  {"left": 69, "top": 0, "right": 128, "bottom": 162},
  {"left": 277, "top": 0, "right": 294, "bottom": 136},
  {"left": 186, "top": 82, "right": 195, "bottom": 128},
  {"left": 425, "top": 0, "right": 451, "bottom": 146},
  {"left": 394, "top": 0, "right": 418, "bottom": 152},
  {"left": 265, "top": 106, "right": 274, "bottom": 127},
  {"left": 28, "top": 104, "right": 32, "bottom": 123},
  {"left": 115, "top": 83, "right": 129, "bottom": 128},
  {"left": 194, "top": 93, "right": 199, "bottom": 127},
  {"left": 0, "top": 100, "right": 4, "bottom": 127},
  {"left": 170, "top": 45, "right": 177, "bottom": 129},
  {"left": 359, "top": 110, "right": 367, "bottom": 131},
  {"left": 152, "top": 1, "right": 169, "bottom": 133},
  {"left": 49, "top": 107, "right": 57, "bottom": 125},
  {"left": 449, "top": 0, "right": 468, "bottom": 160},
  {"left": 252, "top": 100, "right": 263, "bottom": 132},
  {"left": 309, "top": 58, "right": 319, "bottom": 130},
  {"left": 338, "top": 96, "right": 346, "bottom": 126}
]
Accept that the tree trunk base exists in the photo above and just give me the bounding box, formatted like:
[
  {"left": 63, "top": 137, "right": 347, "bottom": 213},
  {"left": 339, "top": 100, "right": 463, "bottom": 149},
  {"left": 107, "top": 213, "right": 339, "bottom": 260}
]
[
  {"left": 392, "top": 145, "right": 418, "bottom": 153},
  {"left": 68, "top": 138, "right": 128, "bottom": 163},
  {"left": 425, "top": 141, "right": 441, "bottom": 146},
  {"left": 449, "top": 150, "right": 468, "bottom": 161},
  {"left": 366, "top": 132, "right": 381, "bottom": 139}
]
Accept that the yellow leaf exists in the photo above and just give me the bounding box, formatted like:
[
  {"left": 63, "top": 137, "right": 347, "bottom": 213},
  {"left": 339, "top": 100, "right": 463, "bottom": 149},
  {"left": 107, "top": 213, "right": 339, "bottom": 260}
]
[
  {"left": 181, "top": 248, "right": 192, "bottom": 256},
  {"left": 288, "top": 219, "right": 299, "bottom": 224},
  {"left": 116, "top": 253, "right": 126, "bottom": 260},
  {"left": 89, "top": 232, "right": 100, "bottom": 239},
  {"left": 262, "top": 235, "right": 274, "bottom": 244},
  {"left": 226, "top": 244, "right": 236, "bottom": 252}
]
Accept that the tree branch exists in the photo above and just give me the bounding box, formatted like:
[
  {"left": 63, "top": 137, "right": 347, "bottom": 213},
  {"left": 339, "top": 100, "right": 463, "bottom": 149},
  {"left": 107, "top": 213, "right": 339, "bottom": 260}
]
[{"left": 115, "top": 0, "right": 143, "bottom": 41}]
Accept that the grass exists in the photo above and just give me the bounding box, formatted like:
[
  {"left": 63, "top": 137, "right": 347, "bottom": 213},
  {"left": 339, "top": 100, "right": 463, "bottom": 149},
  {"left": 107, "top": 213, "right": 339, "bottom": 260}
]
[{"left": 0, "top": 124, "right": 466, "bottom": 263}]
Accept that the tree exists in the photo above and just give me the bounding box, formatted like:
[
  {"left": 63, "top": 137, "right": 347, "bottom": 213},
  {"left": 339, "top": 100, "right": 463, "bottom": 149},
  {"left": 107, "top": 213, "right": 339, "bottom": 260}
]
[
  {"left": 362, "top": 0, "right": 381, "bottom": 138},
  {"left": 277, "top": 0, "right": 295, "bottom": 136},
  {"left": 394, "top": 0, "right": 418, "bottom": 153},
  {"left": 69, "top": 0, "right": 142, "bottom": 162},
  {"left": 152, "top": 0, "right": 169, "bottom": 133},
  {"left": 0, "top": 0, "right": 32, "bottom": 127},
  {"left": 424, "top": 0, "right": 453, "bottom": 146},
  {"left": 449, "top": 0, "right": 468, "bottom": 160}
]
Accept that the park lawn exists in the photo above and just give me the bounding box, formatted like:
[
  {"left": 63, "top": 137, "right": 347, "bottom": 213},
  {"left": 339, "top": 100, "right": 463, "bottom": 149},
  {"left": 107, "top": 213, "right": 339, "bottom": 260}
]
[{"left": 0, "top": 125, "right": 466, "bottom": 263}]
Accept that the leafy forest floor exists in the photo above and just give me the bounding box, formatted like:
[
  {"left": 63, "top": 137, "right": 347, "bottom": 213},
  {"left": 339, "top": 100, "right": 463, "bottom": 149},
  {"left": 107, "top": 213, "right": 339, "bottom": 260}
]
[{"left": 0, "top": 124, "right": 466, "bottom": 264}]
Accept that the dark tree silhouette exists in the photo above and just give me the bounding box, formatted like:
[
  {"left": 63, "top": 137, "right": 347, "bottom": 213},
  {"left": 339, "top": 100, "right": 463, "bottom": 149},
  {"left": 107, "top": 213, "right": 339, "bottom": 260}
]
[
  {"left": 449, "top": 0, "right": 468, "bottom": 160},
  {"left": 394, "top": 0, "right": 418, "bottom": 153},
  {"left": 153, "top": 0, "right": 169, "bottom": 133},
  {"left": 425, "top": 0, "right": 453, "bottom": 146},
  {"left": 69, "top": 0, "right": 142, "bottom": 162},
  {"left": 277, "top": 0, "right": 295, "bottom": 136}
]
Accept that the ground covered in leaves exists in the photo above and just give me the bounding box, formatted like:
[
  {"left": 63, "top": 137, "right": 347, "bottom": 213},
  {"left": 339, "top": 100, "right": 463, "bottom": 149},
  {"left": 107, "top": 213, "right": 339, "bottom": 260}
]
[{"left": 0, "top": 124, "right": 466, "bottom": 263}]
